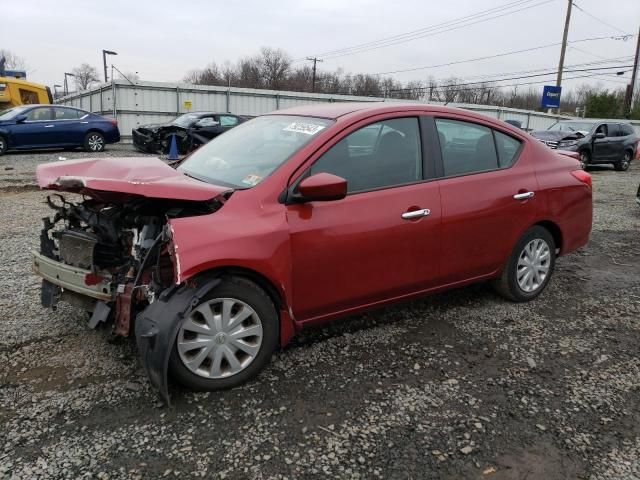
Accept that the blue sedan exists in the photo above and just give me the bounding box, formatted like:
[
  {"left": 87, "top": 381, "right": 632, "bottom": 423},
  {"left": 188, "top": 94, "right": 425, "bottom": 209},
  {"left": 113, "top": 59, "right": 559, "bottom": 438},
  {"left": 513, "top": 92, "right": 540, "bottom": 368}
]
[{"left": 0, "top": 104, "right": 120, "bottom": 155}]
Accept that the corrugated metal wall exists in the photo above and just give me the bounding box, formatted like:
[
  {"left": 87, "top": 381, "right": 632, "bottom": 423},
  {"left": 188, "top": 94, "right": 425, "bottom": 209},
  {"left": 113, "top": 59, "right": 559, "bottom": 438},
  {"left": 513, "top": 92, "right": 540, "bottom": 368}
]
[{"left": 58, "top": 80, "right": 640, "bottom": 140}]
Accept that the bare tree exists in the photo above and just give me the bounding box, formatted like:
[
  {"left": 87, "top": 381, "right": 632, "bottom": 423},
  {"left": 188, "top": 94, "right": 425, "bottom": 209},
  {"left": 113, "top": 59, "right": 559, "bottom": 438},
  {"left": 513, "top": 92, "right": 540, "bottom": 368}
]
[
  {"left": 181, "top": 46, "right": 622, "bottom": 113},
  {"left": 259, "top": 47, "right": 291, "bottom": 90},
  {"left": 0, "top": 49, "right": 26, "bottom": 70},
  {"left": 72, "top": 63, "right": 99, "bottom": 90}
]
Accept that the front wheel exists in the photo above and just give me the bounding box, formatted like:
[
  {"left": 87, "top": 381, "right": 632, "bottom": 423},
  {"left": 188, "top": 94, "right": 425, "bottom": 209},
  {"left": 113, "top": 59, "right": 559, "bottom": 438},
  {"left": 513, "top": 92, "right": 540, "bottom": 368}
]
[
  {"left": 0, "top": 135, "right": 7, "bottom": 155},
  {"left": 168, "top": 277, "right": 278, "bottom": 391},
  {"left": 84, "top": 132, "right": 105, "bottom": 152},
  {"left": 614, "top": 151, "right": 632, "bottom": 171},
  {"left": 492, "top": 226, "right": 556, "bottom": 302}
]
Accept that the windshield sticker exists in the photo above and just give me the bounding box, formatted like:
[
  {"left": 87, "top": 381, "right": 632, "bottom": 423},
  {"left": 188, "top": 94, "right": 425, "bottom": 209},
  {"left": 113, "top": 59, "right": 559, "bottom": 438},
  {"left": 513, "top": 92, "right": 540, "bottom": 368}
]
[
  {"left": 242, "top": 174, "right": 263, "bottom": 186},
  {"left": 283, "top": 122, "right": 326, "bottom": 135}
]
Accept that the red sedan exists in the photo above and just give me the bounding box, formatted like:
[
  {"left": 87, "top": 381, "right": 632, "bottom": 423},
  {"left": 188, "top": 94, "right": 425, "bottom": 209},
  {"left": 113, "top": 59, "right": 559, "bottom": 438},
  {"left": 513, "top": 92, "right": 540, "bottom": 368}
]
[{"left": 34, "top": 103, "right": 592, "bottom": 402}]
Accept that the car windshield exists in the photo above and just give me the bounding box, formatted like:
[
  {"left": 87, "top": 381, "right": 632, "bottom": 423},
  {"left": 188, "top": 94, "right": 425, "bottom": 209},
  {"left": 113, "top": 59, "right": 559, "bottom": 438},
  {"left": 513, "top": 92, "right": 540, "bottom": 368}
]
[
  {"left": 178, "top": 115, "right": 333, "bottom": 188},
  {"left": 171, "top": 113, "right": 202, "bottom": 127},
  {"left": 547, "top": 121, "right": 595, "bottom": 132},
  {"left": 0, "top": 106, "right": 29, "bottom": 121}
]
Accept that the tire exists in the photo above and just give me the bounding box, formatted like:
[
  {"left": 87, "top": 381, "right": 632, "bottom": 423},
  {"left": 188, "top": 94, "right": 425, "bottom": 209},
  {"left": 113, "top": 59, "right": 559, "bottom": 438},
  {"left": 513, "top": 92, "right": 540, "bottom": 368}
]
[
  {"left": 168, "top": 276, "right": 278, "bottom": 391},
  {"left": 579, "top": 149, "right": 590, "bottom": 170},
  {"left": 84, "top": 132, "right": 105, "bottom": 152},
  {"left": 492, "top": 226, "right": 556, "bottom": 302},
  {"left": 0, "top": 135, "right": 7, "bottom": 155},
  {"left": 614, "top": 150, "right": 632, "bottom": 171}
]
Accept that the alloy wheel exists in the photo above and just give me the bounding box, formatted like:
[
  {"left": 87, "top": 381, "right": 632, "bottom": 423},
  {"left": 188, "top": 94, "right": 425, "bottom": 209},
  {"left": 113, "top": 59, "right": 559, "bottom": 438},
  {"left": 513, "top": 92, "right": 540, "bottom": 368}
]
[
  {"left": 88, "top": 134, "right": 104, "bottom": 151},
  {"left": 177, "top": 298, "right": 264, "bottom": 379},
  {"left": 620, "top": 152, "right": 631, "bottom": 171},
  {"left": 516, "top": 239, "right": 551, "bottom": 293},
  {"left": 579, "top": 152, "right": 589, "bottom": 170}
]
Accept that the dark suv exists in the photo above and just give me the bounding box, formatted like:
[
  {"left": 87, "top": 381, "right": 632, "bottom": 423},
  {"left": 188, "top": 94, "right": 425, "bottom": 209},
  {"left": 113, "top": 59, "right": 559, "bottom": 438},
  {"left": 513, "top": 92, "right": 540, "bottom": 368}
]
[{"left": 531, "top": 120, "right": 638, "bottom": 171}]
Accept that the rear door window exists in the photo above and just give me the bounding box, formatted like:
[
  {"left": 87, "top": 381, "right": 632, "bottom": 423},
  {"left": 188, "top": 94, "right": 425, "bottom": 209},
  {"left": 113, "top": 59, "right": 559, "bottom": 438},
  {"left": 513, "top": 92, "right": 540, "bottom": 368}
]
[
  {"left": 435, "top": 119, "right": 499, "bottom": 176},
  {"left": 53, "top": 107, "right": 81, "bottom": 120},
  {"left": 620, "top": 124, "right": 635, "bottom": 136}
]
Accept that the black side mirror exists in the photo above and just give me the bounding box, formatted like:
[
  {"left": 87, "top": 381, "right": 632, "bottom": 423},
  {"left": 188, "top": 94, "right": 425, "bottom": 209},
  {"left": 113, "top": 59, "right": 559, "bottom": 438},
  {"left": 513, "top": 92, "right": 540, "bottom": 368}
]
[
  {"left": 594, "top": 132, "right": 606, "bottom": 140},
  {"left": 15, "top": 114, "right": 27, "bottom": 123}
]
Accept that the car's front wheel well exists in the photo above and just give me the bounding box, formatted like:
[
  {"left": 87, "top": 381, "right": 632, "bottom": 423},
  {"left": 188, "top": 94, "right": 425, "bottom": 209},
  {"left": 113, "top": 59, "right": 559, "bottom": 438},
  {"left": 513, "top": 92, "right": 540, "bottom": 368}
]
[
  {"left": 535, "top": 220, "right": 563, "bottom": 254},
  {"left": 195, "top": 267, "right": 284, "bottom": 312}
]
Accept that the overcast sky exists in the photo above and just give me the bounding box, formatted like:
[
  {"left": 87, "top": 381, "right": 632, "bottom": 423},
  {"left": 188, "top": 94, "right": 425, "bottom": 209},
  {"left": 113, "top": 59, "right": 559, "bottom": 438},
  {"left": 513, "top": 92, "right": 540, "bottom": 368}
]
[{"left": 2, "top": 0, "right": 638, "bottom": 93}]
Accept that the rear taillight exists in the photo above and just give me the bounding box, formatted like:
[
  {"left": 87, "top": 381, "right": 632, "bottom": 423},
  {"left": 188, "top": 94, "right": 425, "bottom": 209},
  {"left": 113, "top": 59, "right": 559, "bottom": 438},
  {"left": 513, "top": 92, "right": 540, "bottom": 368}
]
[
  {"left": 571, "top": 169, "right": 592, "bottom": 189},
  {"left": 109, "top": 118, "right": 118, "bottom": 126}
]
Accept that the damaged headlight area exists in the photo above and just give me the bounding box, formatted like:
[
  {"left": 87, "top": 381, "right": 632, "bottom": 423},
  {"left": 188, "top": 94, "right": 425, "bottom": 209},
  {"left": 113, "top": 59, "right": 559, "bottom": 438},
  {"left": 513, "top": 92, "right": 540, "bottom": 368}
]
[{"left": 33, "top": 193, "right": 222, "bottom": 337}]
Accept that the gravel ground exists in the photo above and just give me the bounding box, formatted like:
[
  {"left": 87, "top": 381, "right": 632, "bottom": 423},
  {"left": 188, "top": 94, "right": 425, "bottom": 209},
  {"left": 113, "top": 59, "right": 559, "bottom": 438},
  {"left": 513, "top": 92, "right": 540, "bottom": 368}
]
[{"left": 1, "top": 145, "right": 639, "bottom": 479}]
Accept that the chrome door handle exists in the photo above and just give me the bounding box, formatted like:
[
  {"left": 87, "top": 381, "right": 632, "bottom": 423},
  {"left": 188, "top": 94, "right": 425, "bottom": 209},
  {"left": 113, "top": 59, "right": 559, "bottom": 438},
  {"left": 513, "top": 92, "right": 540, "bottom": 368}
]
[
  {"left": 44, "top": 125, "right": 54, "bottom": 128},
  {"left": 401, "top": 208, "right": 430, "bottom": 219},
  {"left": 81, "top": 121, "right": 89, "bottom": 124},
  {"left": 513, "top": 191, "right": 535, "bottom": 200}
]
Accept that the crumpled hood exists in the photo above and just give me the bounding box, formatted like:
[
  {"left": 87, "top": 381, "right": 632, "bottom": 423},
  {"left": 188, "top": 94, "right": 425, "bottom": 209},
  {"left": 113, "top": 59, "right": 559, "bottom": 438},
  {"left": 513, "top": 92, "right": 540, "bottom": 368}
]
[
  {"left": 135, "top": 123, "right": 168, "bottom": 133},
  {"left": 36, "top": 156, "right": 230, "bottom": 202},
  {"left": 531, "top": 130, "right": 585, "bottom": 142}
]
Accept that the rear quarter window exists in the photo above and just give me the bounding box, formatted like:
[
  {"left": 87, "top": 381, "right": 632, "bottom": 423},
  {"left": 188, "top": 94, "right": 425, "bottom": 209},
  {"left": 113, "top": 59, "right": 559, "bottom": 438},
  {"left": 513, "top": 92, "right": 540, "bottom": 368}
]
[{"left": 494, "top": 131, "right": 522, "bottom": 167}]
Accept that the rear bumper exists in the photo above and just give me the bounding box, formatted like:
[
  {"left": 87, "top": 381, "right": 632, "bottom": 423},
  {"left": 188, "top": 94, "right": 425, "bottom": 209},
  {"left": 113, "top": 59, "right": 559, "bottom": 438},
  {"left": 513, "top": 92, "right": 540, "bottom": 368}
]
[{"left": 32, "top": 251, "right": 113, "bottom": 301}]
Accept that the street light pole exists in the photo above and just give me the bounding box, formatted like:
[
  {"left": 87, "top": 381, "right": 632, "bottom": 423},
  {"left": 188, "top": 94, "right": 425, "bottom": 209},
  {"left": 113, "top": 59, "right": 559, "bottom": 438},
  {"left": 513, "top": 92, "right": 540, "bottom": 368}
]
[
  {"left": 64, "top": 72, "right": 75, "bottom": 96},
  {"left": 102, "top": 50, "right": 118, "bottom": 82}
]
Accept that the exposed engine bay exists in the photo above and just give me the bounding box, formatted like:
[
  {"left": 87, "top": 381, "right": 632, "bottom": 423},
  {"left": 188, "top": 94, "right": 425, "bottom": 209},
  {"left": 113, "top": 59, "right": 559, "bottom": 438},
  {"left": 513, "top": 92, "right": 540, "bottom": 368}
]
[{"left": 37, "top": 193, "right": 223, "bottom": 337}]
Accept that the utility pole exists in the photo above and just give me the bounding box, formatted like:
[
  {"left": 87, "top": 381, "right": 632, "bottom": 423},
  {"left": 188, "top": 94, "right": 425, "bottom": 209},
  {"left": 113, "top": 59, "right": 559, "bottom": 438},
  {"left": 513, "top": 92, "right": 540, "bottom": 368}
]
[
  {"left": 624, "top": 25, "right": 640, "bottom": 118},
  {"left": 306, "top": 57, "right": 323, "bottom": 93},
  {"left": 550, "top": 0, "right": 572, "bottom": 113}
]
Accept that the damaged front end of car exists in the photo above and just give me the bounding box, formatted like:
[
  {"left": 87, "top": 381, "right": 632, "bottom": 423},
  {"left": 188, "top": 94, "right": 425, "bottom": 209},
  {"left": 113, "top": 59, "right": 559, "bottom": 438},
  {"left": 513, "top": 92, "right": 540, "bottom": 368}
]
[{"left": 33, "top": 157, "right": 232, "bottom": 404}]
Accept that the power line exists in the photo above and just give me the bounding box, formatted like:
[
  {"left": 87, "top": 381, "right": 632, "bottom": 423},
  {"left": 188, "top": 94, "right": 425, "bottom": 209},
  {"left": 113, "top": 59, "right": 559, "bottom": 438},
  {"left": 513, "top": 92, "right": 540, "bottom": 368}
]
[
  {"left": 449, "top": 56, "right": 633, "bottom": 82},
  {"left": 321, "top": 70, "right": 627, "bottom": 99},
  {"left": 571, "top": 1, "right": 630, "bottom": 35},
  {"left": 366, "top": 35, "right": 636, "bottom": 77},
  {"left": 299, "top": 0, "right": 554, "bottom": 61},
  {"left": 384, "top": 65, "right": 633, "bottom": 93},
  {"left": 295, "top": 0, "right": 539, "bottom": 60}
]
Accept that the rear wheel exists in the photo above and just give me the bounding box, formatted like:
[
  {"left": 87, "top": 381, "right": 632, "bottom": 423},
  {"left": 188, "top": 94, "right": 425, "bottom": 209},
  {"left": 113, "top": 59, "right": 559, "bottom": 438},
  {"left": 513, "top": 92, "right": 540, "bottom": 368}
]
[
  {"left": 0, "top": 135, "right": 7, "bottom": 155},
  {"left": 84, "top": 132, "right": 105, "bottom": 152},
  {"left": 614, "top": 150, "right": 632, "bottom": 171},
  {"left": 579, "top": 150, "right": 590, "bottom": 170},
  {"left": 492, "top": 226, "right": 556, "bottom": 302},
  {"left": 168, "top": 277, "right": 278, "bottom": 391}
]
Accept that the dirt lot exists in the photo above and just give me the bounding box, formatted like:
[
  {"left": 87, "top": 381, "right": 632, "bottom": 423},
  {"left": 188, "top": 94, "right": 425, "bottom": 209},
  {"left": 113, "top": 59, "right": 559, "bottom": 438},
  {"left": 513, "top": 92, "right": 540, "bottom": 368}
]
[{"left": 1, "top": 145, "right": 639, "bottom": 479}]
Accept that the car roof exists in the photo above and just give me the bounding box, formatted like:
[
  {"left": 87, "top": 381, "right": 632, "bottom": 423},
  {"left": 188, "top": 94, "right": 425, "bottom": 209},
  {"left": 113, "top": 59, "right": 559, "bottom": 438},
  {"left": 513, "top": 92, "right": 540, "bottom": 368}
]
[
  {"left": 19, "top": 104, "right": 86, "bottom": 110},
  {"left": 266, "top": 102, "right": 486, "bottom": 120},
  {"left": 183, "top": 112, "right": 233, "bottom": 116}
]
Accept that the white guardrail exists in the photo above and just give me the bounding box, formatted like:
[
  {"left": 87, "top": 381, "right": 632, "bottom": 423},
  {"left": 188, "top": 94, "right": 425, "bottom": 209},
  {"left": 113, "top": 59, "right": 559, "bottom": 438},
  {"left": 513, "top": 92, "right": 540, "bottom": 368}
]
[{"left": 57, "top": 80, "right": 640, "bottom": 141}]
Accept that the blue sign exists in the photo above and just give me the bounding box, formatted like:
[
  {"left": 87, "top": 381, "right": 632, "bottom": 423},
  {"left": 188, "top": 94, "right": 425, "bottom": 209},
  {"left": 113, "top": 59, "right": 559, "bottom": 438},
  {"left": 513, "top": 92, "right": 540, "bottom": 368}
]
[{"left": 541, "top": 85, "right": 562, "bottom": 109}]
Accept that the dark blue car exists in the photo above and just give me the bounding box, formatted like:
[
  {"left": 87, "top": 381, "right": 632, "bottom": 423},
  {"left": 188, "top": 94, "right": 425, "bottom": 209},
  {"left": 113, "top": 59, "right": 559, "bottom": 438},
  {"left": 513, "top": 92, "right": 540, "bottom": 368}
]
[{"left": 0, "top": 104, "right": 120, "bottom": 155}]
